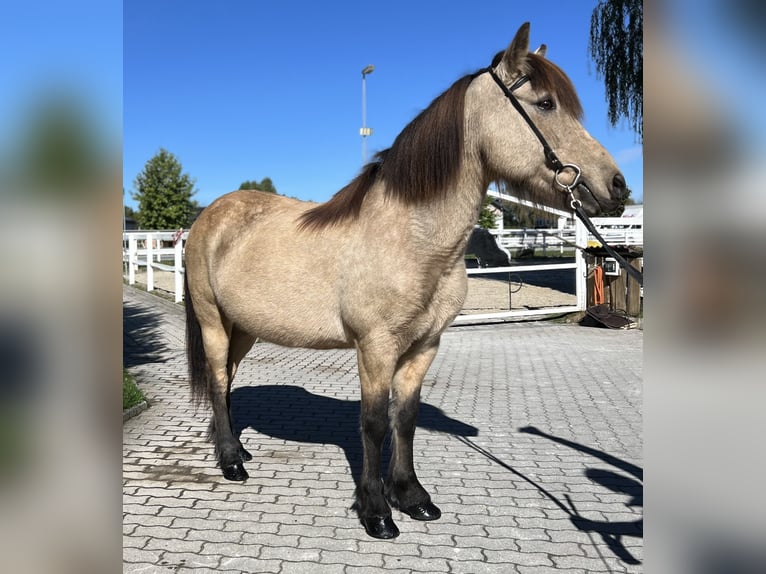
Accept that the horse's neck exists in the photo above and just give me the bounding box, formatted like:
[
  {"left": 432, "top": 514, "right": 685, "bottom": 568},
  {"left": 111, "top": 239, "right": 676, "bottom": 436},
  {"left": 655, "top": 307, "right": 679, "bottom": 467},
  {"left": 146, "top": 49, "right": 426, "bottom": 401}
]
[{"left": 406, "top": 167, "right": 488, "bottom": 261}]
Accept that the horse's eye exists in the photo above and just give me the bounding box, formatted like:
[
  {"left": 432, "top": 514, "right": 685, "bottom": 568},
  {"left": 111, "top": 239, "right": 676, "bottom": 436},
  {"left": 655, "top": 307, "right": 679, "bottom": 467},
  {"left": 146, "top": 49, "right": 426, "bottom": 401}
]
[{"left": 536, "top": 98, "right": 555, "bottom": 111}]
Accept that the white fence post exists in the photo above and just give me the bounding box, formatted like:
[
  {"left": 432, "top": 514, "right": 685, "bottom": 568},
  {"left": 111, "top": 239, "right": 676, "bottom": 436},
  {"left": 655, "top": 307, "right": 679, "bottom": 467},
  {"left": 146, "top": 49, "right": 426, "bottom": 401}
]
[
  {"left": 146, "top": 233, "right": 154, "bottom": 291},
  {"left": 128, "top": 234, "right": 137, "bottom": 285},
  {"left": 575, "top": 218, "right": 587, "bottom": 310},
  {"left": 174, "top": 234, "right": 184, "bottom": 303}
]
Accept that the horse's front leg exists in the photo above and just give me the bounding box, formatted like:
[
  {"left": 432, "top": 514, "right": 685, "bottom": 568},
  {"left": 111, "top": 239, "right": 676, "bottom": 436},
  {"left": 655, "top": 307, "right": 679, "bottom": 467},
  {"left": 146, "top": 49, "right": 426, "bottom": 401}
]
[
  {"left": 386, "top": 340, "right": 442, "bottom": 521},
  {"left": 355, "top": 342, "right": 398, "bottom": 539}
]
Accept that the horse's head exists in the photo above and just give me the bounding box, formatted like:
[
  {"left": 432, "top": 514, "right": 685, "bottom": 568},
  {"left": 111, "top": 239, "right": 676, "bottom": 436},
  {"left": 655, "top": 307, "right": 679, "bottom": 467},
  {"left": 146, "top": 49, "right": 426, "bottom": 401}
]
[{"left": 470, "top": 22, "right": 627, "bottom": 215}]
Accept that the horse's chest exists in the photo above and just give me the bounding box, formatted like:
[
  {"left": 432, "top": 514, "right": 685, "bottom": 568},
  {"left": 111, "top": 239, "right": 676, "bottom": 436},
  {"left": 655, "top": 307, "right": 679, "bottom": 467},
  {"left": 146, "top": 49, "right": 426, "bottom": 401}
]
[
  {"left": 427, "top": 269, "right": 468, "bottom": 319},
  {"left": 396, "top": 267, "right": 468, "bottom": 340}
]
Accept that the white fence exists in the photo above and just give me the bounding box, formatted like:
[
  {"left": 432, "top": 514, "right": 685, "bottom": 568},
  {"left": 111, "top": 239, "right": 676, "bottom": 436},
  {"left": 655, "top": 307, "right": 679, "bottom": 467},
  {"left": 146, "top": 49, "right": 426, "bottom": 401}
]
[
  {"left": 123, "top": 230, "right": 188, "bottom": 303},
  {"left": 489, "top": 216, "right": 643, "bottom": 256},
  {"left": 453, "top": 219, "right": 589, "bottom": 323},
  {"left": 122, "top": 214, "right": 641, "bottom": 318},
  {"left": 452, "top": 216, "right": 642, "bottom": 322}
]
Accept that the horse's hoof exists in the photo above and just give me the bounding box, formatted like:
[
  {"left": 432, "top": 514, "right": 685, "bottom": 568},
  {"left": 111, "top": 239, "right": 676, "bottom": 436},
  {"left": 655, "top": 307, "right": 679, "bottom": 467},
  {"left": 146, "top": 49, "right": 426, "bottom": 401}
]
[
  {"left": 401, "top": 501, "right": 441, "bottom": 521},
  {"left": 221, "top": 463, "right": 249, "bottom": 482},
  {"left": 361, "top": 515, "right": 400, "bottom": 539},
  {"left": 239, "top": 447, "right": 253, "bottom": 461}
]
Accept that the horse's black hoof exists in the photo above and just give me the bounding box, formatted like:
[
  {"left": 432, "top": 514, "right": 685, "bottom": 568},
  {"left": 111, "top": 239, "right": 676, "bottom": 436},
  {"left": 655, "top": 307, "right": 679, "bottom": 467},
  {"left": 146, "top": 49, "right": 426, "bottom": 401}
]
[
  {"left": 239, "top": 447, "right": 253, "bottom": 461},
  {"left": 221, "top": 463, "right": 249, "bottom": 482},
  {"left": 361, "top": 515, "right": 400, "bottom": 539},
  {"left": 401, "top": 501, "right": 441, "bottom": 521}
]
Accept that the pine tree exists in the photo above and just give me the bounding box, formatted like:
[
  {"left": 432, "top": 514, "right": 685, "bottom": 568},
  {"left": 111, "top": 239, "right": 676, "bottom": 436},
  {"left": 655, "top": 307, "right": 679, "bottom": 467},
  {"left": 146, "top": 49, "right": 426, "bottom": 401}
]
[{"left": 132, "top": 148, "right": 198, "bottom": 229}]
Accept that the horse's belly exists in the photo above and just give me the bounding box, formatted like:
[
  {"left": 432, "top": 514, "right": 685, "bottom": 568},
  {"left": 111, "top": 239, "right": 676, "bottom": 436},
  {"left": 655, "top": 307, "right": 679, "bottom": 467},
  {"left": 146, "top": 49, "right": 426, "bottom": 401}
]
[{"left": 218, "top": 286, "right": 352, "bottom": 350}]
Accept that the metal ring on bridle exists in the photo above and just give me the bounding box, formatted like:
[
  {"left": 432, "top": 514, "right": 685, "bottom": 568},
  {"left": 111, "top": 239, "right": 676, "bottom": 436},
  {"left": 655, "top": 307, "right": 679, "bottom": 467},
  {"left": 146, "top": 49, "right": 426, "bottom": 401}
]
[
  {"left": 553, "top": 163, "right": 584, "bottom": 210},
  {"left": 554, "top": 163, "right": 582, "bottom": 191}
]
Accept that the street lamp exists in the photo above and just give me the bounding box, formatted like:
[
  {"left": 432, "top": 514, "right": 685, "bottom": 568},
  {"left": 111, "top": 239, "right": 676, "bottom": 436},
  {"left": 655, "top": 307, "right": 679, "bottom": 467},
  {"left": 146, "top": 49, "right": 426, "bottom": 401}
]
[{"left": 361, "top": 64, "right": 375, "bottom": 163}]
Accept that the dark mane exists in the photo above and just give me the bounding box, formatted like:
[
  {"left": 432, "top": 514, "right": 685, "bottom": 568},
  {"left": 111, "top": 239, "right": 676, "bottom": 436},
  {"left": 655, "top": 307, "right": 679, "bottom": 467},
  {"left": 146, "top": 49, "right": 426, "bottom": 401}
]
[
  {"left": 299, "top": 73, "right": 477, "bottom": 231},
  {"left": 298, "top": 160, "right": 382, "bottom": 231},
  {"left": 380, "top": 73, "right": 477, "bottom": 203}
]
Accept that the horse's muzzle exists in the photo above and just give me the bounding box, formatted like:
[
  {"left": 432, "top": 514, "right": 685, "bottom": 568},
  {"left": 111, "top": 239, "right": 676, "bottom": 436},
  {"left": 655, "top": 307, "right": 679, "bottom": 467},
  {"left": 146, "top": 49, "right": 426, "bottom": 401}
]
[{"left": 612, "top": 172, "right": 628, "bottom": 201}]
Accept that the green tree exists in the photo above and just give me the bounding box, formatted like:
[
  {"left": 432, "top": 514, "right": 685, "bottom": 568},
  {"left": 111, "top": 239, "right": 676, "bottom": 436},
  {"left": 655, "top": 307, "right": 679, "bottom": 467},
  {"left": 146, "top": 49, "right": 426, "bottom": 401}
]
[
  {"left": 132, "top": 148, "right": 198, "bottom": 229},
  {"left": 239, "top": 177, "right": 277, "bottom": 193},
  {"left": 589, "top": 0, "right": 643, "bottom": 140},
  {"left": 477, "top": 197, "right": 498, "bottom": 229}
]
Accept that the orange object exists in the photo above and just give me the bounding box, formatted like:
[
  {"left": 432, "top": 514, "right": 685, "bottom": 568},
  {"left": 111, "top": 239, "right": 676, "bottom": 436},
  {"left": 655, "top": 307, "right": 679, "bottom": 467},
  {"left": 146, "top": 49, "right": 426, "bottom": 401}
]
[{"left": 593, "top": 265, "right": 605, "bottom": 305}]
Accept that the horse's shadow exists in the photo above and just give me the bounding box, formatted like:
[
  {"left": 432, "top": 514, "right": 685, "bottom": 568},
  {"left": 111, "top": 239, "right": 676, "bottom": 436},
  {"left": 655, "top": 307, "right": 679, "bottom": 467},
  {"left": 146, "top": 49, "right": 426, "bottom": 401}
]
[
  {"left": 457, "top": 425, "right": 643, "bottom": 566},
  {"left": 123, "top": 300, "right": 169, "bottom": 367},
  {"left": 230, "top": 384, "right": 478, "bottom": 485}
]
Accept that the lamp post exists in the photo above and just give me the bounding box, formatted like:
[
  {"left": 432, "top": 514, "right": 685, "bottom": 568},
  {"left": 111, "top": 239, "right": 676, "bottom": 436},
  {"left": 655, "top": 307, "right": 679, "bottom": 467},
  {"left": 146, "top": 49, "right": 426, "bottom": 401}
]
[{"left": 360, "top": 64, "right": 375, "bottom": 163}]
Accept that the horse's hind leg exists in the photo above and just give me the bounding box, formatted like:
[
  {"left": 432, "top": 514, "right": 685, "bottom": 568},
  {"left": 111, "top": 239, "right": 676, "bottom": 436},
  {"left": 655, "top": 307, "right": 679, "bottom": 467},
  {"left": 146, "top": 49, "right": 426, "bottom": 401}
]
[
  {"left": 386, "top": 339, "right": 441, "bottom": 521},
  {"left": 226, "top": 327, "right": 257, "bottom": 462},
  {"left": 198, "top": 313, "right": 249, "bottom": 481}
]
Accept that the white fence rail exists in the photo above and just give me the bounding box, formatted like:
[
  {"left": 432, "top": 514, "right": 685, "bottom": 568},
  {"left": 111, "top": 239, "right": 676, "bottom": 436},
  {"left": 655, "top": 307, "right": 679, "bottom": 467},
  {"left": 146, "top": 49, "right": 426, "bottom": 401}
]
[
  {"left": 122, "top": 214, "right": 641, "bottom": 318},
  {"left": 489, "top": 216, "right": 643, "bottom": 256}
]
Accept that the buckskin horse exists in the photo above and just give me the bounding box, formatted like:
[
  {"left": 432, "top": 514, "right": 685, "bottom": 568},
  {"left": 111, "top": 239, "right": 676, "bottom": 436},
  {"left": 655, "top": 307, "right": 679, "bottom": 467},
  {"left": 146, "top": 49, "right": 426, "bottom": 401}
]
[{"left": 184, "top": 22, "right": 627, "bottom": 539}]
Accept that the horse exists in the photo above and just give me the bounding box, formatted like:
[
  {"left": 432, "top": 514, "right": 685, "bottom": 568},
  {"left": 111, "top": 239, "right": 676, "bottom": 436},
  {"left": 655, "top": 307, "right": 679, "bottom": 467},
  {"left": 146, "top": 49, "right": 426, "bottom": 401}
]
[{"left": 183, "top": 22, "right": 627, "bottom": 539}]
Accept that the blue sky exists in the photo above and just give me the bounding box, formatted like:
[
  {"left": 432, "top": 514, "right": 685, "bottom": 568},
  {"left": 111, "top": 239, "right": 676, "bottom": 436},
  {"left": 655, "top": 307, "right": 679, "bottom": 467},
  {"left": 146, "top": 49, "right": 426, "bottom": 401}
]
[{"left": 124, "top": 1, "right": 643, "bottom": 209}]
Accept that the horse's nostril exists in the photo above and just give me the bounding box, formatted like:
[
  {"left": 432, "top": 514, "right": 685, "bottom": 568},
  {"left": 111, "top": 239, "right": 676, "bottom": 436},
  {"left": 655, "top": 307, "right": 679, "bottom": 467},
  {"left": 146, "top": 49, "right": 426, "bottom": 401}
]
[{"left": 613, "top": 173, "right": 627, "bottom": 197}]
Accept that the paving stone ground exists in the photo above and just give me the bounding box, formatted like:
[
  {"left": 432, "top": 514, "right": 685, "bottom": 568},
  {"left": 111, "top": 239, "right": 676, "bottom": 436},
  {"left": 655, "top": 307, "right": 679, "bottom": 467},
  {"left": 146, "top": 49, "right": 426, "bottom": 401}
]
[{"left": 123, "top": 284, "right": 642, "bottom": 573}]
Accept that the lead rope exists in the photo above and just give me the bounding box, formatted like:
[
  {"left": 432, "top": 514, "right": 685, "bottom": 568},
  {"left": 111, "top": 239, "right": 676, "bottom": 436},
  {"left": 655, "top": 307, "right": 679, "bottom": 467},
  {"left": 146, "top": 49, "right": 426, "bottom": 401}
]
[{"left": 571, "top": 194, "right": 644, "bottom": 286}]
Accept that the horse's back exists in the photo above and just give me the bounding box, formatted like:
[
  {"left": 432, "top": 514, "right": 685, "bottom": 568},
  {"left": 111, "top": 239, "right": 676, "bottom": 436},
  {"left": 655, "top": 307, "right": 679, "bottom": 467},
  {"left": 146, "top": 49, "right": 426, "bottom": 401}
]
[{"left": 185, "top": 191, "right": 353, "bottom": 348}]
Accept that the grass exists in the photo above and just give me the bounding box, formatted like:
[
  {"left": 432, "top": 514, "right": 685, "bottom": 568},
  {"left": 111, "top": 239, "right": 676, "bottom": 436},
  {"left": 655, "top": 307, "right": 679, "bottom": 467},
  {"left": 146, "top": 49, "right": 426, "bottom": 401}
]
[{"left": 123, "top": 369, "right": 146, "bottom": 410}]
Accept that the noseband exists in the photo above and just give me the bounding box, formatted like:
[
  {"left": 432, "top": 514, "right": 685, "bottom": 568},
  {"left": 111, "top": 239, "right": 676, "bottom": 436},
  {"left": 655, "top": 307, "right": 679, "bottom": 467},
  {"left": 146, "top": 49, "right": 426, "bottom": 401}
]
[{"left": 484, "top": 67, "right": 644, "bottom": 287}]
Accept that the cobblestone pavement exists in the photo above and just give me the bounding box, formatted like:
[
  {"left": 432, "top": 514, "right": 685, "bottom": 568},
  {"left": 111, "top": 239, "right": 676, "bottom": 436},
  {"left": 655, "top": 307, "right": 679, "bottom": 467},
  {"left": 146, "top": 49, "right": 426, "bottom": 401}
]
[{"left": 123, "top": 285, "right": 642, "bottom": 573}]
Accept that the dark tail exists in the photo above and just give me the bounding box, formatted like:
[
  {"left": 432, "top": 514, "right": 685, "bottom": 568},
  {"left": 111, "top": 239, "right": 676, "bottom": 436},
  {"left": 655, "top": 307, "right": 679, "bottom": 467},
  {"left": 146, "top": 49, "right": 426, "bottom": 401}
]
[{"left": 185, "top": 274, "right": 209, "bottom": 406}]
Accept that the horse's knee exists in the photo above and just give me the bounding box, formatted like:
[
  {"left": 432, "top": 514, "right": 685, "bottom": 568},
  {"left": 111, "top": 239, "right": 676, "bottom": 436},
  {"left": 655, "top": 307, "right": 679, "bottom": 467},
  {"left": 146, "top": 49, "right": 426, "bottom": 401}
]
[
  {"left": 360, "top": 407, "right": 388, "bottom": 439},
  {"left": 360, "top": 388, "right": 390, "bottom": 441},
  {"left": 391, "top": 392, "right": 420, "bottom": 434}
]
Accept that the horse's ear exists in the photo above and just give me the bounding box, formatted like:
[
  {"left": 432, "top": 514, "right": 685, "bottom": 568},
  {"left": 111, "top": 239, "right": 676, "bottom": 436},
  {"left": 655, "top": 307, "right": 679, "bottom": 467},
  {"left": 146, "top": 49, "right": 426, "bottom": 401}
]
[
  {"left": 497, "top": 22, "right": 531, "bottom": 81},
  {"left": 534, "top": 44, "right": 547, "bottom": 58}
]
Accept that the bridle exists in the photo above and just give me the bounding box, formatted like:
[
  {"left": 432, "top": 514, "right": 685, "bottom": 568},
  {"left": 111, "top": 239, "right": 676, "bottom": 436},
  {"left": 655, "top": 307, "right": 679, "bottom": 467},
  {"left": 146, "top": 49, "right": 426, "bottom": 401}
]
[{"left": 483, "top": 66, "right": 644, "bottom": 287}]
